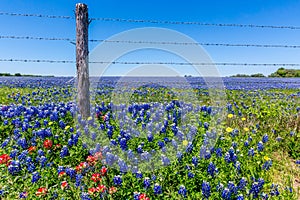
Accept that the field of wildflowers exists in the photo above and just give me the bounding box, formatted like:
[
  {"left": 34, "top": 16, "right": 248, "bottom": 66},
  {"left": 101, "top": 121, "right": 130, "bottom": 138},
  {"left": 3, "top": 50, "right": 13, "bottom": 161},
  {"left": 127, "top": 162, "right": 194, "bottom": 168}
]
[{"left": 0, "top": 77, "right": 299, "bottom": 199}]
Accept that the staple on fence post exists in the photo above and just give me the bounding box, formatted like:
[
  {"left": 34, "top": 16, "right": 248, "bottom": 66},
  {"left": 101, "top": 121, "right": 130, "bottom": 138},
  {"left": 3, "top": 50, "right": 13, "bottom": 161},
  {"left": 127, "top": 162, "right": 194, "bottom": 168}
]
[{"left": 76, "top": 3, "right": 90, "bottom": 119}]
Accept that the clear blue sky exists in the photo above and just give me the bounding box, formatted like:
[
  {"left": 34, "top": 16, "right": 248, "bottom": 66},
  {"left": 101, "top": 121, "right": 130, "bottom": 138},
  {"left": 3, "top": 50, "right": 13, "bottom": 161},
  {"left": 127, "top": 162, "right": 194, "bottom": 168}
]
[{"left": 0, "top": 0, "right": 300, "bottom": 77}]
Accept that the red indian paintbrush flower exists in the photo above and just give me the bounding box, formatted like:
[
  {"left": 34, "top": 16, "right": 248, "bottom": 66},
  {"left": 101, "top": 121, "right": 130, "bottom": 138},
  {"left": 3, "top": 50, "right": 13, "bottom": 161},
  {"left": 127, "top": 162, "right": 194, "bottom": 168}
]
[
  {"left": 139, "top": 193, "right": 150, "bottom": 200},
  {"left": 96, "top": 184, "right": 107, "bottom": 193},
  {"left": 88, "top": 187, "right": 98, "bottom": 196},
  {"left": 86, "top": 155, "right": 97, "bottom": 166},
  {"left": 28, "top": 146, "right": 37, "bottom": 154},
  {"left": 91, "top": 173, "right": 101, "bottom": 182},
  {"left": 0, "top": 154, "right": 11, "bottom": 165},
  {"left": 100, "top": 166, "right": 107, "bottom": 176},
  {"left": 36, "top": 187, "right": 47, "bottom": 196},
  {"left": 58, "top": 171, "right": 66, "bottom": 178},
  {"left": 76, "top": 162, "right": 88, "bottom": 172},
  {"left": 109, "top": 186, "right": 117, "bottom": 194},
  {"left": 43, "top": 139, "right": 53, "bottom": 149},
  {"left": 61, "top": 181, "right": 69, "bottom": 190}
]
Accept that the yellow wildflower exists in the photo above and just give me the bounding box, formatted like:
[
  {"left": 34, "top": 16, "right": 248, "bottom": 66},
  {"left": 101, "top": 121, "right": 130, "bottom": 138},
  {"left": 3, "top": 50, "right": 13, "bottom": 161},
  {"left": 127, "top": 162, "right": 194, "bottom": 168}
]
[
  {"left": 264, "top": 156, "right": 270, "bottom": 161},
  {"left": 182, "top": 140, "right": 188, "bottom": 146},
  {"left": 241, "top": 117, "right": 246, "bottom": 121},
  {"left": 226, "top": 127, "right": 233, "bottom": 133},
  {"left": 227, "top": 114, "right": 233, "bottom": 118},
  {"left": 243, "top": 127, "right": 249, "bottom": 132}
]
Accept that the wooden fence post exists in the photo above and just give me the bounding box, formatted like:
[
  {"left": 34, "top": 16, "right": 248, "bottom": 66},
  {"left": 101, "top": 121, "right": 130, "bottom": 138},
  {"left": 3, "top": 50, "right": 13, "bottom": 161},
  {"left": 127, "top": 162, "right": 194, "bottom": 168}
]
[{"left": 76, "top": 3, "right": 90, "bottom": 118}]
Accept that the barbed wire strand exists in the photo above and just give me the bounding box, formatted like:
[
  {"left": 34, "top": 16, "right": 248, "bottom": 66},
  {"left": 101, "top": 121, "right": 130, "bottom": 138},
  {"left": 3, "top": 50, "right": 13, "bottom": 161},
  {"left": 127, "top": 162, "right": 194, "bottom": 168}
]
[
  {"left": 1, "top": 35, "right": 300, "bottom": 49},
  {"left": 1, "top": 11, "right": 300, "bottom": 30},
  {"left": 0, "top": 58, "right": 300, "bottom": 66},
  {"left": 90, "top": 17, "right": 300, "bottom": 30},
  {"left": 0, "top": 11, "right": 74, "bottom": 19}
]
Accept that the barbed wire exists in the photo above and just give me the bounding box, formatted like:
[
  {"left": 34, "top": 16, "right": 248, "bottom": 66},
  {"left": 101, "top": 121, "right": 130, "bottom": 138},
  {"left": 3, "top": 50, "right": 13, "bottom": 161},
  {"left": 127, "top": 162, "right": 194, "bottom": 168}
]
[
  {"left": 0, "top": 35, "right": 73, "bottom": 41},
  {"left": 1, "top": 58, "right": 300, "bottom": 67},
  {"left": 1, "top": 35, "right": 300, "bottom": 49},
  {"left": 0, "top": 59, "right": 75, "bottom": 63},
  {"left": 90, "top": 17, "right": 300, "bottom": 30},
  {"left": 0, "top": 11, "right": 74, "bottom": 19},
  {"left": 1, "top": 11, "right": 300, "bottom": 30}
]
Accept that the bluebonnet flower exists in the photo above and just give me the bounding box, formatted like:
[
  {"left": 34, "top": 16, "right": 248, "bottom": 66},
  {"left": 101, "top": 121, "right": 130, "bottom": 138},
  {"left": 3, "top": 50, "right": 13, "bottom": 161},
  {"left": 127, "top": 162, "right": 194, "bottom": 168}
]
[
  {"left": 106, "top": 152, "right": 116, "bottom": 166},
  {"left": 192, "top": 156, "right": 198, "bottom": 166},
  {"left": 80, "top": 192, "right": 91, "bottom": 200},
  {"left": 25, "top": 156, "right": 32, "bottom": 163},
  {"left": 147, "top": 133, "right": 153, "bottom": 142},
  {"left": 17, "top": 138, "right": 27, "bottom": 149},
  {"left": 37, "top": 149, "right": 44, "bottom": 157},
  {"left": 188, "top": 172, "right": 194, "bottom": 178},
  {"left": 178, "top": 185, "right": 187, "bottom": 198},
  {"left": 31, "top": 171, "right": 41, "bottom": 183},
  {"left": 27, "top": 162, "right": 36, "bottom": 173},
  {"left": 68, "top": 138, "right": 73, "bottom": 147},
  {"left": 66, "top": 167, "right": 76, "bottom": 179},
  {"left": 238, "top": 177, "right": 247, "bottom": 190},
  {"left": 57, "top": 166, "right": 65, "bottom": 174},
  {"left": 18, "top": 150, "right": 28, "bottom": 161},
  {"left": 262, "top": 134, "right": 269, "bottom": 143},
  {"left": 162, "top": 155, "right": 171, "bottom": 166},
  {"left": 120, "top": 138, "right": 127, "bottom": 151},
  {"left": 224, "top": 152, "right": 231, "bottom": 163},
  {"left": 261, "top": 193, "right": 269, "bottom": 199},
  {"left": 136, "top": 171, "right": 143, "bottom": 179},
  {"left": 39, "top": 156, "right": 47, "bottom": 168},
  {"left": 207, "top": 162, "right": 218, "bottom": 177},
  {"left": 248, "top": 148, "right": 255, "bottom": 157},
  {"left": 59, "top": 120, "right": 66, "bottom": 129},
  {"left": 227, "top": 181, "right": 237, "bottom": 194},
  {"left": 232, "top": 142, "right": 237, "bottom": 148},
  {"left": 244, "top": 140, "right": 249, "bottom": 147},
  {"left": 221, "top": 188, "right": 231, "bottom": 200},
  {"left": 262, "top": 160, "right": 272, "bottom": 170},
  {"left": 257, "top": 141, "right": 264, "bottom": 152},
  {"left": 143, "top": 177, "right": 151, "bottom": 189},
  {"left": 60, "top": 146, "right": 69, "bottom": 158},
  {"left": 204, "top": 150, "right": 211, "bottom": 160},
  {"left": 270, "top": 184, "right": 280, "bottom": 196},
  {"left": 113, "top": 175, "right": 122, "bottom": 185},
  {"left": 177, "top": 151, "right": 183, "bottom": 162},
  {"left": 1, "top": 138, "right": 10, "bottom": 148},
  {"left": 158, "top": 140, "right": 165, "bottom": 149},
  {"left": 153, "top": 183, "right": 162, "bottom": 195},
  {"left": 215, "top": 148, "right": 222, "bottom": 157},
  {"left": 152, "top": 174, "right": 157, "bottom": 181},
  {"left": 202, "top": 181, "right": 211, "bottom": 199},
  {"left": 75, "top": 174, "right": 83, "bottom": 187},
  {"left": 276, "top": 137, "right": 282, "bottom": 142},
  {"left": 185, "top": 142, "right": 193, "bottom": 153},
  {"left": 118, "top": 159, "right": 128, "bottom": 173},
  {"left": 19, "top": 191, "right": 28, "bottom": 198},
  {"left": 8, "top": 160, "right": 21, "bottom": 175},
  {"left": 236, "top": 194, "right": 244, "bottom": 200}
]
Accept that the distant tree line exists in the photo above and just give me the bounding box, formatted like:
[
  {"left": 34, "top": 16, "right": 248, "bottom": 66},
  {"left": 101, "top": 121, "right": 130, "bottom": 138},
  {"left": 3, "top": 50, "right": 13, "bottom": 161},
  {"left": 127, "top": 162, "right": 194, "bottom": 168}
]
[
  {"left": 231, "top": 68, "right": 300, "bottom": 78},
  {"left": 0, "top": 73, "right": 54, "bottom": 77}
]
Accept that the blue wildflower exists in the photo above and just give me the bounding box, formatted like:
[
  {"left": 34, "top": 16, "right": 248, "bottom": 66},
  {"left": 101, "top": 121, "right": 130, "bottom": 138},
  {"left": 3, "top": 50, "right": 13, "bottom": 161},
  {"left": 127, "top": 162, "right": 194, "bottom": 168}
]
[
  {"left": 113, "top": 175, "right": 122, "bottom": 186},
  {"left": 202, "top": 181, "right": 211, "bottom": 199}
]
